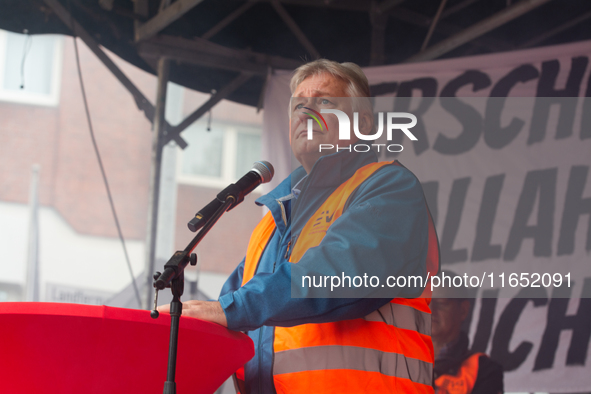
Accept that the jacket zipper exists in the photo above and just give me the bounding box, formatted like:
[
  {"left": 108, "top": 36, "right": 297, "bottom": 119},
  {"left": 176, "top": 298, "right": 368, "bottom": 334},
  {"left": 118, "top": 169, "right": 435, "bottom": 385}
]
[{"left": 284, "top": 240, "right": 292, "bottom": 260}]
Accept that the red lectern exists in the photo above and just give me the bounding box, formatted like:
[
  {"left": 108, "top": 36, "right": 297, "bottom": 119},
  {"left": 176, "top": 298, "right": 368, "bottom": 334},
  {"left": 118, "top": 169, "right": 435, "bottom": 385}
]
[{"left": 0, "top": 302, "right": 254, "bottom": 394}]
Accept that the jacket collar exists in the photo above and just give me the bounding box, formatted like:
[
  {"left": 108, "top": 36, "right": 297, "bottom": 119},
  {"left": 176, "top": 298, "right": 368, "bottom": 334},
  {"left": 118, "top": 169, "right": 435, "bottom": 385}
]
[
  {"left": 304, "top": 147, "right": 378, "bottom": 190},
  {"left": 255, "top": 149, "right": 378, "bottom": 224},
  {"left": 255, "top": 166, "right": 306, "bottom": 209}
]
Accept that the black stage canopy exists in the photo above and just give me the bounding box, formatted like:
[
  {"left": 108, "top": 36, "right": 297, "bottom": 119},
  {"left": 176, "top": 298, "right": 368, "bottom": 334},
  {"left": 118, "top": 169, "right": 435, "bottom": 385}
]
[{"left": 2, "top": 0, "right": 591, "bottom": 108}]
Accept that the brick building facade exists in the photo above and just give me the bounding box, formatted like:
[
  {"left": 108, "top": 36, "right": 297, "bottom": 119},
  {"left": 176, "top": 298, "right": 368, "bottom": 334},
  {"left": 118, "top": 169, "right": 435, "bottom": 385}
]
[{"left": 0, "top": 30, "right": 266, "bottom": 301}]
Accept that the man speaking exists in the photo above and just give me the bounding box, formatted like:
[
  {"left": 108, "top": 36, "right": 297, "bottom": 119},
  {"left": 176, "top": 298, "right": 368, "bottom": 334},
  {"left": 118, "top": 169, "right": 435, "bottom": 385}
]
[{"left": 160, "top": 59, "right": 439, "bottom": 393}]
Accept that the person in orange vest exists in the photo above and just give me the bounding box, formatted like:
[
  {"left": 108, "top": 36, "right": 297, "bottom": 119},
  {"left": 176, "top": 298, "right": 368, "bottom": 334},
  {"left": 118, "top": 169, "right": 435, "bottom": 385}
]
[
  {"left": 160, "top": 59, "right": 440, "bottom": 393},
  {"left": 432, "top": 274, "right": 504, "bottom": 394}
]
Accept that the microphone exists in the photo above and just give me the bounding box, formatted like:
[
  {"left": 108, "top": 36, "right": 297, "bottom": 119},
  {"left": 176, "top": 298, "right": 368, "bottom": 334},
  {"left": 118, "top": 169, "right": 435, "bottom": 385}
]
[{"left": 187, "top": 161, "right": 274, "bottom": 232}]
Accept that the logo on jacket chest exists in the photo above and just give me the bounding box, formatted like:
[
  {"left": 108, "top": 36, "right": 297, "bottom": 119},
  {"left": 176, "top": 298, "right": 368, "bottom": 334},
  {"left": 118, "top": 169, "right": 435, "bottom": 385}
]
[{"left": 310, "top": 210, "right": 336, "bottom": 235}]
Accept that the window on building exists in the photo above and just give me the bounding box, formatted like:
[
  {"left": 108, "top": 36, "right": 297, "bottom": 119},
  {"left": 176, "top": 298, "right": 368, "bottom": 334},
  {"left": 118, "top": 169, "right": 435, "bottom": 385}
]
[
  {"left": 178, "top": 118, "right": 262, "bottom": 188},
  {"left": 0, "top": 29, "right": 63, "bottom": 106}
]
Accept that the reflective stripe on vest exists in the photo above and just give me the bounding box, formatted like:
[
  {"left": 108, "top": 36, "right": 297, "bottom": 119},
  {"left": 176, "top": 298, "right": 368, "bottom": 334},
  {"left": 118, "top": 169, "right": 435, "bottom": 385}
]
[
  {"left": 241, "top": 161, "right": 439, "bottom": 394},
  {"left": 434, "top": 353, "right": 484, "bottom": 394}
]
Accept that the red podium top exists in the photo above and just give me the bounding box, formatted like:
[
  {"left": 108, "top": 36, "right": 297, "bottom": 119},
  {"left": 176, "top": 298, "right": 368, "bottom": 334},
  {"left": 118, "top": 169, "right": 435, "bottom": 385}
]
[{"left": 0, "top": 302, "right": 254, "bottom": 394}]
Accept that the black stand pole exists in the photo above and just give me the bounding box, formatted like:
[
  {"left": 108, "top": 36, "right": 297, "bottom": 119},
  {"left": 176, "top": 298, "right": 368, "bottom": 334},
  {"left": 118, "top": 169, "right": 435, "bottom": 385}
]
[
  {"left": 163, "top": 272, "right": 183, "bottom": 394},
  {"left": 151, "top": 197, "right": 235, "bottom": 394}
]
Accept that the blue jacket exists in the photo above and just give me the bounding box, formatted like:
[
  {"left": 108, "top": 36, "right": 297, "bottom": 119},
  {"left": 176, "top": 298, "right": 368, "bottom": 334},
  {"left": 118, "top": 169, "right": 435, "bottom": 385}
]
[{"left": 219, "top": 149, "right": 429, "bottom": 394}]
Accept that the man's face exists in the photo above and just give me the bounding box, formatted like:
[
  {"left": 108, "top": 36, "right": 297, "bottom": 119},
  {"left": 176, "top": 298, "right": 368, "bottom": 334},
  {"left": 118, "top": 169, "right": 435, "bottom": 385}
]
[
  {"left": 431, "top": 298, "right": 470, "bottom": 342},
  {"left": 289, "top": 73, "right": 356, "bottom": 172}
]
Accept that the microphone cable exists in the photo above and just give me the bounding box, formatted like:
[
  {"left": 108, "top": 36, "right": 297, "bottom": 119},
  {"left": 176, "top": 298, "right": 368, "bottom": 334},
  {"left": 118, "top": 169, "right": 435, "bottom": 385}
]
[{"left": 70, "top": 3, "right": 142, "bottom": 308}]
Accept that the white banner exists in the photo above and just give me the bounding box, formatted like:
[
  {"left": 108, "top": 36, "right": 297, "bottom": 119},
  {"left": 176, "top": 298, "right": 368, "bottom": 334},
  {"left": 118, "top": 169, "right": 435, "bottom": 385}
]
[{"left": 262, "top": 40, "right": 591, "bottom": 393}]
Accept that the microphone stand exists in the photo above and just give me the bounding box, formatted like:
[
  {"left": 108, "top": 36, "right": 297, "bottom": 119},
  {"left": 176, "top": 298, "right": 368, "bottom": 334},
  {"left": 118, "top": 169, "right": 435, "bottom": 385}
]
[{"left": 150, "top": 196, "right": 235, "bottom": 394}]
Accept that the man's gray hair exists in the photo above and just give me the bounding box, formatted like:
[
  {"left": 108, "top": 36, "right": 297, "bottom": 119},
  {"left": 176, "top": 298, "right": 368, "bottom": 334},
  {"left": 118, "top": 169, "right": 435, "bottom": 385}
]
[{"left": 290, "top": 59, "right": 371, "bottom": 97}]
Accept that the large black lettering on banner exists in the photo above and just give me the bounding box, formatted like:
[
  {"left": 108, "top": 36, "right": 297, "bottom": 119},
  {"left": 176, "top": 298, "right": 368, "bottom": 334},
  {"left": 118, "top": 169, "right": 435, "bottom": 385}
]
[
  {"left": 558, "top": 166, "right": 591, "bottom": 255},
  {"left": 433, "top": 71, "right": 491, "bottom": 155},
  {"left": 472, "top": 174, "right": 504, "bottom": 262},
  {"left": 439, "top": 177, "right": 471, "bottom": 264},
  {"left": 428, "top": 165, "right": 590, "bottom": 265},
  {"left": 485, "top": 65, "right": 539, "bottom": 149},
  {"left": 529, "top": 57, "right": 588, "bottom": 144},
  {"left": 534, "top": 279, "right": 591, "bottom": 370},
  {"left": 583, "top": 73, "right": 591, "bottom": 140},
  {"left": 490, "top": 288, "right": 548, "bottom": 371},
  {"left": 467, "top": 282, "right": 591, "bottom": 373},
  {"left": 379, "top": 78, "right": 437, "bottom": 157},
  {"left": 504, "top": 168, "right": 556, "bottom": 261}
]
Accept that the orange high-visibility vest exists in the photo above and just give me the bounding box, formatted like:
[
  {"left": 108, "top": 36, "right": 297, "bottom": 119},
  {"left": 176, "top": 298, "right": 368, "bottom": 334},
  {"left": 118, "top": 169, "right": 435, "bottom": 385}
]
[
  {"left": 240, "top": 161, "right": 439, "bottom": 394},
  {"left": 434, "top": 353, "right": 484, "bottom": 394}
]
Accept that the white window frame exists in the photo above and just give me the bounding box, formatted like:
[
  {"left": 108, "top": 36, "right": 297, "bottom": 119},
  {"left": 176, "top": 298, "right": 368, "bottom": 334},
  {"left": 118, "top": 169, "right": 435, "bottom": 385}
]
[
  {"left": 177, "top": 121, "right": 263, "bottom": 189},
  {"left": 0, "top": 30, "right": 63, "bottom": 107}
]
